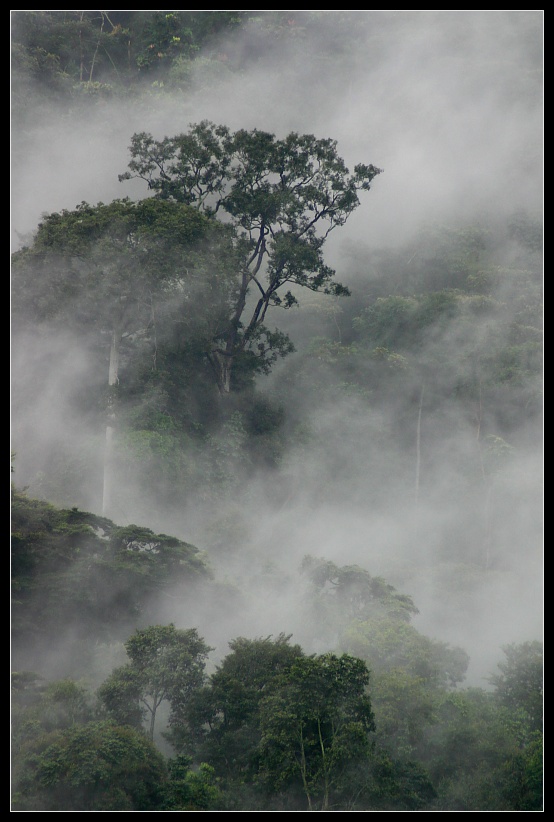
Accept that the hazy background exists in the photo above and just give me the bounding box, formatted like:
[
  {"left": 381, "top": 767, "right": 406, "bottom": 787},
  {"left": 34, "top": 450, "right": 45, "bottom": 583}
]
[{"left": 11, "top": 10, "right": 543, "bottom": 686}]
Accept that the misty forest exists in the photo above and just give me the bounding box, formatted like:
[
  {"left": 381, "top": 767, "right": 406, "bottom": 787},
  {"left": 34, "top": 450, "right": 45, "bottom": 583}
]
[{"left": 10, "top": 10, "right": 543, "bottom": 812}]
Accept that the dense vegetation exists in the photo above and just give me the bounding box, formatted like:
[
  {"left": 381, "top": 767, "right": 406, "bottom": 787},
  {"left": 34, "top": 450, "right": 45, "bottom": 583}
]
[
  {"left": 10, "top": 492, "right": 543, "bottom": 810},
  {"left": 11, "top": 10, "right": 542, "bottom": 811}
]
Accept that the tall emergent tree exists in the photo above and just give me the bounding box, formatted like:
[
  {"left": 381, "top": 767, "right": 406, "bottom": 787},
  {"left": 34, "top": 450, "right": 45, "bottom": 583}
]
[
  {"left": 11, "top": 197, "right": 239, "bottom": 514},
  {"left": 119, "top": 121, "right": 383, "bottom": 393}
]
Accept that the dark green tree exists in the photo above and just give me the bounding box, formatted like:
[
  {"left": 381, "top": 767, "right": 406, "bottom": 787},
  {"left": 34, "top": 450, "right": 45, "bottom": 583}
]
[
  {"left": 98, "top": 624, "right": 212, "bottom": 742},
  {"left": 12, "top": 720, "right": 167, "bottom": 811},
  {"left": 175, "top": 634, "right": 305, "bottom": 779},
  {"left": 258, "top": 653, "right": 375, "bottom": 811},
  {"left": 119, "top": 121, "right": 382, "bottom": 393},
  {"left": 162, "top": 755, "right": 222, "bottom": 811},
  {"left": 496, "top": 731, "right": 543, "bottom": 811}
]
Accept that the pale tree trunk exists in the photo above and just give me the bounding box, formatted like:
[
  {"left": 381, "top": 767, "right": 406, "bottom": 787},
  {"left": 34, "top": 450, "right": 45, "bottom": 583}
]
[
  {"left": 318, "top": 718, "right": 330, "bottom": 811},
  {"left": 415, "top": 384, "right": 424, "bottom": 505},
  {"left": 89, "top": 12, "right": 105, "bottom": 83},
  {"left": 141, "top": 693, "right": 163, "bottom": 742},
  {"left": 475, "top": 377, "right": 493, "bottom": 569},
  {"left": 78, "top": 11, "right": 85, "bottom": 82},
  {"left": 297, "top": 726, "right": 313, "bottom": 812},
  {"left": 102, "top": 328, "right": 121, "bottom": 518}
]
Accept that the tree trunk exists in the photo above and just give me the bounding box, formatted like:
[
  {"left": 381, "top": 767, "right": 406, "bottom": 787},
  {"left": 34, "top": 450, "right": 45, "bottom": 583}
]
[
  {"left": 210, "top": 350, "right": 234, "bottom": 395},
  {"left": 102, "top": 328, "right": 121, "bottom": 517},
  {"left": 102, "top": 424, "right": 114, "bottom": 518},
  {"left": 148, "top": 704, "right": 157, "bottom": 741},
  {"left": 298, "top": 730, "right": 313, "bottom": 812},
  {"left": 415, "top": 384, "right": 424, "bottom": 505},
  {"left": 318, "top": 719, "right": 330, "bottom": 811}
]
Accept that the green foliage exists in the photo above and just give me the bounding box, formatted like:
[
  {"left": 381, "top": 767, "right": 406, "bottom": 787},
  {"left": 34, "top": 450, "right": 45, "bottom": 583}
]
[
  {"left": 298, "top": 556, "right": 470, "bottom": 772},
  {"left": 178, "top": 636, "right": 382, "bottom": 810},
  {"left": 10, "top": 10, "right": 243, "bottom": 112},
  {"left": 11, "top": 10, "right": 377, "bottom": 113},
  {"left": 119, "top": 120, "right": 381, "bottom": 392},
  {"left": 343, "top": 617, "right": 469, "bottom": 688},
  {"left": 355, "top": 752, "right": 437, "bottom": 811},
  {"left": 353, "top": 295, "right": 419, "bottom": 349},
  {"left": 98, "top": 624, "right": 212, "bottom": 742},
  {"left": 11, "top": 490, "right": 211, "bottom": 676},
  {"left": 497, "top": 731, "right": 543, "bottom": 811},
  {"left": 258, "top": 653, "right": 375, "bottom": 810},
  {"left": 372, "top": 669, "right": 438, "bottom": 760},
  {"left": 334, "top": 602, "right": 469, "bottom": 768},
  {"left": 176, "top": 634, "right": 305, "bottom": 768},
  {"left": 300, "top": 556, "right": 419, "bottom": 645},
  {"left": 11, "top": 197, "right": 219, "bottom": 329},
  {"left": 418, "top": 687, "right": 542, "bottom": 810},
  {"left": 488, "top": 641, "right": 543, "bottom": 732},
  {"left": 12, "top": 720, "right": 167, "bottom": 811},
  {"left": 11, "top": 674, "right": 97, "bottom": 768},
  {"left": 134, "top": 12, "right": 196, "bottom": 71},
  {"left": 162, "top": 755, "right": 222, "bottom": 810},
  {"left": 11, "top": 195, "right": 244, "bottom": 508},
  {"left": 95, "top": 667, "right": 144, "bottom": 731},
  {"left": 348, "top": 217, "right": 542, "bottom": 439}
]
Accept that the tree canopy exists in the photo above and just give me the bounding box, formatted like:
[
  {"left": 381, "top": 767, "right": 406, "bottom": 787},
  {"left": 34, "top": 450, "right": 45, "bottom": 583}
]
[
  {"left": 12, "top": 720, "right": 167, "bottom": 811},
  {"left": 98, "top": 624, "right": 212, "bottom": 741},
  {"left": 258, "top": 652, "right": 375, "bottom": 811},
  {"left": 119, "top": 121, "right": 382, "bottom": 392},
  {"left": 11, "top": 490, "right": 211, "bottom": 676}
]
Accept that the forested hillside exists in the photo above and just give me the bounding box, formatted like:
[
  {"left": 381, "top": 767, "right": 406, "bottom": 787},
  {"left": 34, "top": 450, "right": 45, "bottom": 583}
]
[{"left": 11, "top": 11, "right": 542, "bottom": 811}]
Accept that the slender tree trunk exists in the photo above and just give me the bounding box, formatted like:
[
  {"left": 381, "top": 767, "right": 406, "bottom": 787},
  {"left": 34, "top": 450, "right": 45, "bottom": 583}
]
[
  {"left": 482, "top": 482, "right": 494, "bottom": 570},
  {"left": 78, "top": 11, "right": 85, "bottom": 82},
  {"left": 318, "top": 718, "right": 330, "bottom": 811},
  {"left": 102, "top": 328, "right": 121, "bottom": 517},
  {"left": 102, "top": 425, "right": 114, "bottom": 517},
  {"left": 89, "top": 12, "right": 106, "bottom": 83},
  {"left": 475, "top": 378, "right": 494, "bottom": 570},
  {"left": 298, "top": 726, "right": 313, "bottom": 811},
  {"left": 415, "top": 384, "right": 424, "bottom": 505},
  {"left": 148, "top": 703, "right": 157, "bottom": 741},
  {"left": 141, "top": 695, "right": 160, "bottom": 741}
]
